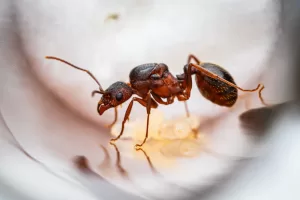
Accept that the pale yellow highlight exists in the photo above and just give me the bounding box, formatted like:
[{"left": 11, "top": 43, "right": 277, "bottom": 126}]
[{"left": 110, "top": 110, "right": 207, "bottom": 169}]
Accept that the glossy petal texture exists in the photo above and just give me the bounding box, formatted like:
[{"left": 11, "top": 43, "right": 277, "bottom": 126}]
[{"left": 1, "top": 1, "right": 298, "bottom": 200}]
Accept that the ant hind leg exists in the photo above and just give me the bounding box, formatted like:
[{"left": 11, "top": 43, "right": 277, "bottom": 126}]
[
  {"left": 258, "top": 85, "right": 269, "bottom": 106},
  {"left": 177, "top": 94, "right": 190, "bottom": 118},
  {"left": 188, "top": 63, "right": 269, "bottom": 107},
  {"left": 182, "top": 53, "right": 202, "bottom": 117},
  {"left": 187, "top": 54, "right": 201, "bottom": 65}
]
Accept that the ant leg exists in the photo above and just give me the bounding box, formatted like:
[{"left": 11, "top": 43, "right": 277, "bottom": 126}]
[
  {"left": 151, "top": 92, "right": 175, "bottom": 105},
  {"left": 188, "top": 63, "right": 268, "bottom": 106},
  {"left": 190, "top": 62, "right": 261, "bottom": 92},
  {"left": 258, "top": 85, "right": 269, "bottom": 106},
  {"left": 181, "top": 54, "right": 201, "bottom": 117},
  {"left": 187, "top": 54, "right": 201, "bottom": 65},
  {"left": 135, "top": 92, "right": 158, "bottom": 150},
  {"left": 177, "top": 94, "right": 190, "bottom": 117},
  {"left": 107, "top": 107, "right": 118, "bottom": 128},
  {"left": 184, "top": 102, "right": 190, "bottom": 118},
  {"left": 110, "top": 97, "right": 147, "bottom": 143},
  {"left": 110, "top": 97, "right": 157, "bottom": 144},
  {"left": 151, "top": 92, "right": 168, "bottom": 105}
]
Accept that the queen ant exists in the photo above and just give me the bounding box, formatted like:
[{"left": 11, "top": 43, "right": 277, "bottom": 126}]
[{"left": 45, "top": 54, "right": 267, "bottom": 149}]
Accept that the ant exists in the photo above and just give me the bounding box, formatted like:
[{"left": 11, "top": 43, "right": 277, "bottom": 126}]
[{"left": 45, "top": 54, "right": 267, "bottom": 150}]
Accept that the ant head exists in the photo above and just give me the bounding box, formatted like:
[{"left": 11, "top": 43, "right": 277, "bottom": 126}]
[{"left": 93, "top": 82, "right": 133, "bottom": 115}]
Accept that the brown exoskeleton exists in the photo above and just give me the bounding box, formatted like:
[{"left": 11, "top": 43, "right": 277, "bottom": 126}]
[{"left": 45, "top": 54, "right": 267, "bottom": 149}]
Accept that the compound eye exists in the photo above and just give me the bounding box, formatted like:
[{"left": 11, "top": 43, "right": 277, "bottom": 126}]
[
  {"left": 115, "top": 92, "right": 123, "bottom": 101},
  {"left": 150, "top": 74, "right": 160, "bottom": 80}
]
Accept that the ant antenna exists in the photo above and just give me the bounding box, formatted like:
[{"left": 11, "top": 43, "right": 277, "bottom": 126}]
[
  {"left": 45, "top": 56, "right": 105, "bottom": 93},
  {"left": 91, "top": 90, "right": 103, "bottom": 97}
]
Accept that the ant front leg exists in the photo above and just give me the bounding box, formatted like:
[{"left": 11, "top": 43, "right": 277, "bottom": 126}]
[
  {"left": 135, "top": 91, "right": 158, "bottom": 150},
  {"left": 110, "top": 94, "right": 158, "bottom": 149},
  {"left": 177, "top": 94, "right": 190, "bottom": 117},
  {"left": 110, "top": 97, "right": 147, "bottom": 143}
]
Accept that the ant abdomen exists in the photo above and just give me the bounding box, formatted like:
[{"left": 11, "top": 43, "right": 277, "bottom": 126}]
[{"left": 195, "top": 63, "right": 238, "bottom": 107}]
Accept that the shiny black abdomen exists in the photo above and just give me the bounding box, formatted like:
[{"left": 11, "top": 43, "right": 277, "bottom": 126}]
[{"left": 195, "top": 63, "right": 238, "bottom": 107}]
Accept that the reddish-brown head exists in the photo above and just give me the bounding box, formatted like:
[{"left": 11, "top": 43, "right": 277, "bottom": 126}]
[{"left": 94, "top": 82, "right": 133, "bottom": 115}]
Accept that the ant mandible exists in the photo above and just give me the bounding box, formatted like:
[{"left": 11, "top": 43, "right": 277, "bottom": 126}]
[{"left": 45, "top": 54, "right": 267, "bottom": 150}]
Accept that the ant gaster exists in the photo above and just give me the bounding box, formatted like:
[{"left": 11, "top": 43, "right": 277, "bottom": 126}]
[{"left": 45, "top": 54, "right": 267, "bottom": 149}]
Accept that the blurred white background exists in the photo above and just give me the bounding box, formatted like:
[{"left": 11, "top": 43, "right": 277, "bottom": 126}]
[{"left": 1, "top": 0, "right": 299, "bottom": 200}]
